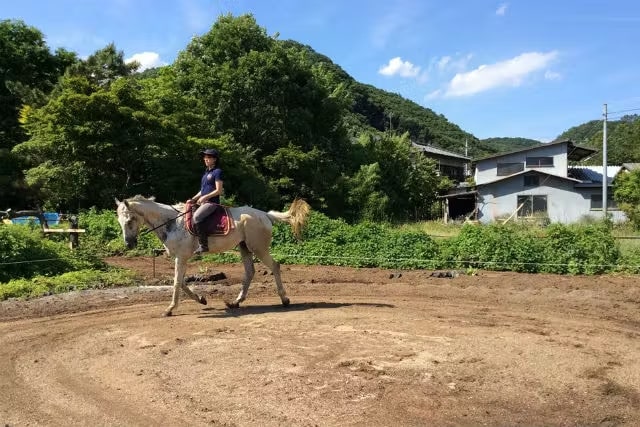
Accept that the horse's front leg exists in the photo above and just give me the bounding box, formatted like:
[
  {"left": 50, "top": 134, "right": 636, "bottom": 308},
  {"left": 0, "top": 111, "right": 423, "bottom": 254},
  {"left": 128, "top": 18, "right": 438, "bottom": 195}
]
[
  {"left": 164, "top": 257, "right": 206, "bottom": 317},
  {"left": 163, "top": 257, "right": 184, "bottom": 316}
]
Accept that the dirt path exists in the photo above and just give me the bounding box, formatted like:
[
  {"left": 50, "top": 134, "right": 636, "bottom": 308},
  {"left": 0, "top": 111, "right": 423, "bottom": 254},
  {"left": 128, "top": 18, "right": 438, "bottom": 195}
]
[{"left": 1, "top": 257, "right": 640, "bottom": 426}]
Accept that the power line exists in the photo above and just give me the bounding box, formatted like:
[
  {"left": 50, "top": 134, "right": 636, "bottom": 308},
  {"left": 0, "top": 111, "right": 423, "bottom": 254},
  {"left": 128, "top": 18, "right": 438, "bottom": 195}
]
[{"left": 607, "top": 107, "right": 640, "bottom": 115}]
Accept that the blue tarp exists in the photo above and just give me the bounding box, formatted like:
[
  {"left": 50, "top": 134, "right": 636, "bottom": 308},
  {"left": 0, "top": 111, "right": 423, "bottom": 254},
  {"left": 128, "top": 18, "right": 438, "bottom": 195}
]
[{"left": 11, "top": 213, "right": 60, "bottom": 226}]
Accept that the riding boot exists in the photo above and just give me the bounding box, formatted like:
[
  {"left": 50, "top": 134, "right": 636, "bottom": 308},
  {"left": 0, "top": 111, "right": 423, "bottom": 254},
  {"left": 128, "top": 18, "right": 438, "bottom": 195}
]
[{"left": 194, "top": 223, "right": 209, "bottom": 255}]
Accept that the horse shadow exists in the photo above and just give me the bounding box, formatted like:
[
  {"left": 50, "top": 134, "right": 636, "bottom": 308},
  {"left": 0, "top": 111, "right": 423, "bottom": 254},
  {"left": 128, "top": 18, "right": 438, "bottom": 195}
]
[{"left": 197, "top": 301, "right": 395, "bottom": 318}]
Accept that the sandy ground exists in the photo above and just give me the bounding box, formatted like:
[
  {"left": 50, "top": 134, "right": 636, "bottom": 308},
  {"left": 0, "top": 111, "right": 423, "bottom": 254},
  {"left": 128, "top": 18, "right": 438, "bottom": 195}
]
[{"left": 1, "top": 256, "right": 640, "bottom": 426}]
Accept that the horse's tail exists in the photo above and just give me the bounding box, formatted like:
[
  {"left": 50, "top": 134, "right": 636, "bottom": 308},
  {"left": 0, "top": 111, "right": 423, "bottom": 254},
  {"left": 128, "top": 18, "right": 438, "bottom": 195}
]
[{"left": 266, "top": 198, "right": 310, "bottom": 240}]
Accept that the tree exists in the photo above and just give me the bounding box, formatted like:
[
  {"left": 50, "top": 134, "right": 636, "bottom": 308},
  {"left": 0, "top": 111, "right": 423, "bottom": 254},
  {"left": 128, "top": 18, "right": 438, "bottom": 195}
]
[
  {"left": 614, "top": 169, "right": 640, "bottom": 230},
  {"left": 0, "top": 19, "right": 76, "bottom": 207},
  {"left": 173, "top": 14, "right": 351, "bottom": 208},
  {"left": 343, "top": 132, "right": 439, "bottom": 221},
  {"left": 13, "top": 46, "right": 188, "bottom": 210}
]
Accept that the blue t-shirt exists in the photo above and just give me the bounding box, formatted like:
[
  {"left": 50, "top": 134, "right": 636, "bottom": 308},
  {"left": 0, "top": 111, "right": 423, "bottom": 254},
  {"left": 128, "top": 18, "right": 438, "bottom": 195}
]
[{"left": 200, "top": 167, "right": 223, "bottom": 204}]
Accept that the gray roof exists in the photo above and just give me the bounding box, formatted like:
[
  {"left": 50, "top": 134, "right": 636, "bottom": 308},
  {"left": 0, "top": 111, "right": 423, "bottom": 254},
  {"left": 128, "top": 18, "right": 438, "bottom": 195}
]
[
  {"left": 622, "top": 162, "right": 640, "bottom": 171},
  {"left": 473, "top": 139, "right": 596, "bottom": 162},
  {"left": 568, "top": 166, "right": 622, "bottom": 185},
  {"left": 411, "top": 142, "right": 470, "bottom": 160},
  {"left": 476, "top": 169, "right": 581, "bottom": 187}
]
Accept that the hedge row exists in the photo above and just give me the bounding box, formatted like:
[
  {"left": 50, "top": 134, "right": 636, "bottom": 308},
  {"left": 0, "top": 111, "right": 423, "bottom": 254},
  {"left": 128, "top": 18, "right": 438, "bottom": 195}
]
[{"left": 1, "top": 209, "right": 639, "bottom": 292}]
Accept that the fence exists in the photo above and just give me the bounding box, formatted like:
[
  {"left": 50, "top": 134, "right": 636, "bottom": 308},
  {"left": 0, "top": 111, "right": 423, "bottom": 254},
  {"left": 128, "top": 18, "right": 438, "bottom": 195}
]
[{"left": 1, "top": 209, "right": 86, "bottom": 249}]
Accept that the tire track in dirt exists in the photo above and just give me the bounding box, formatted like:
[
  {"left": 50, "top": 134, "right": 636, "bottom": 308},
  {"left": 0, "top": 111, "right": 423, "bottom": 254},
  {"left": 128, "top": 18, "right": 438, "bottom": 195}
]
[{"left": 1, "top": 262, "right": 640, "bottom": 425}]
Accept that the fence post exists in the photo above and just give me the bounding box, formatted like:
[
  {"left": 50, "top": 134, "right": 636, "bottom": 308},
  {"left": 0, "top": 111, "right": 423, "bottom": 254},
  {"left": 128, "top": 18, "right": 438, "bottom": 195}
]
[{"left": 69, "top": 215, "right": 79, "bottom": 249}]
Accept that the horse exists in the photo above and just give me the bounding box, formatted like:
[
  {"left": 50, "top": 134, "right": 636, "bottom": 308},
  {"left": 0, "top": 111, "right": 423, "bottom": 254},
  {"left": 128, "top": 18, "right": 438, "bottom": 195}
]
[{"left": 115, "top": 195, "right": 310, "bottom": 316}]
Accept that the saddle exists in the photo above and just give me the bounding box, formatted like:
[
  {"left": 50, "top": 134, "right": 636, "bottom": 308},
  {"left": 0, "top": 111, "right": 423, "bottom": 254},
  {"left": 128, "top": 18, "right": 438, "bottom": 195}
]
[{"left": 185, "top": 200, "right": 234, "bottom": 236}]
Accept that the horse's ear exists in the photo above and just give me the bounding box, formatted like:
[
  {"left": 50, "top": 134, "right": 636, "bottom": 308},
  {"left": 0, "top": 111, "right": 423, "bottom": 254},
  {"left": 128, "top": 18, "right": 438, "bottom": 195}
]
[{"left": 115, "top": 197, "right": 121, "bottom": 206}]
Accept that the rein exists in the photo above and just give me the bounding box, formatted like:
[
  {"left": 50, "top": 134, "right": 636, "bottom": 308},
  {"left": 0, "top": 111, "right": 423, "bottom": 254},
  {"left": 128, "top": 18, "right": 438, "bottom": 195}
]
[{"left": 140, "top": 207, "right": 188, "bottom": 236}]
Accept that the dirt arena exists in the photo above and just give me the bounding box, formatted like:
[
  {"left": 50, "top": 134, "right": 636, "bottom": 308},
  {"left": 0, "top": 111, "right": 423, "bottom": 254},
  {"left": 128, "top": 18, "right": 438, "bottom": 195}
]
[{"left": 1, "top": 256, "right": 640, "bottom": 426}]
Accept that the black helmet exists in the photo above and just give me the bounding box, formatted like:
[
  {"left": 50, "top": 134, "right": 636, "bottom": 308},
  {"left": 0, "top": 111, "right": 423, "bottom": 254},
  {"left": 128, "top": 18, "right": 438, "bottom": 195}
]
[{"left": 200, "top": 148, "right": 219, "bottom": 158}]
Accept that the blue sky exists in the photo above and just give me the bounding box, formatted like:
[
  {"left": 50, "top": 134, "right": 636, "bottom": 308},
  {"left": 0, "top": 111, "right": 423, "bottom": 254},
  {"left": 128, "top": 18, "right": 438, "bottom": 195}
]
[{"left": 4, "top": 0, "right": 640, "bottom": 142}]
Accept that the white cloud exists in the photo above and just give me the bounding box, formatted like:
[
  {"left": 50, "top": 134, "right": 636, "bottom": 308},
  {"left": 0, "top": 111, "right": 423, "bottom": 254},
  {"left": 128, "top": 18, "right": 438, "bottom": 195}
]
[
  {"left": 437, "top": 56, "right": 451, "bottom": 71},
  {"left": 126, "top": 52, "right": 166, "bottom": 71},
  {"left": 496, "top": 3, "right": 509, "bottom": 16},
  {"left": 433, "top": 53, "right": 473, "bottom": 73},
  {"left": 544, "top": 70, "right": 562, "bottom": 80},
  {"left": 441, "top": 51, "right": 559, "bottom": 97},
  {"left": 426, "top": 89, "right": 442, "bottom": 100},
  {"left": 379, "top": 57, "right": 421, "bottom": 78}
]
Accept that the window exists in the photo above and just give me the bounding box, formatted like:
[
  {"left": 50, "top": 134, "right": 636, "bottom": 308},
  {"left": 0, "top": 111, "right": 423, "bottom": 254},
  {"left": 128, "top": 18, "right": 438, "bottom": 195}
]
[
  {"left": 523, "top": 175, "right": 540, "bottom": 187},
  {"left": 526, "top": 156, "right": 553, "bottom": 167},
  {"left": 497, "top": 162, "right": 524, "bottom": 176},
  {"left": 517, "top": 195, "right": 547, "bottom": 217},
  {"left": 590, "top": 194, "right": 619, "bottom": 210}
]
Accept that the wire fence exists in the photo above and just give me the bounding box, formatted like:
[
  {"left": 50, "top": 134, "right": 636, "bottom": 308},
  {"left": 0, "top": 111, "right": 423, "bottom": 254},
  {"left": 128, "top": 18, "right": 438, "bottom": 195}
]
[{"left": 3, "top": 251, "right": 639, "bottom": 271}]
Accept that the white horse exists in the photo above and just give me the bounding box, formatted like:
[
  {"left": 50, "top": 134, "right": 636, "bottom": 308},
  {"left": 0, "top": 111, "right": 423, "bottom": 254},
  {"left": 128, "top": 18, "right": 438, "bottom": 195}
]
[{"left": 115, "top": 195, "right": 310, "bottom": 316}]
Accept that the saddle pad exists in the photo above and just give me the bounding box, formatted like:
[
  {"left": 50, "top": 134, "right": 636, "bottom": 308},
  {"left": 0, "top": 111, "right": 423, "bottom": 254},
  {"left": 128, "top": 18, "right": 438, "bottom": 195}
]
[{"left": 185, "top": 201, "right": 234, "bottom": 236}]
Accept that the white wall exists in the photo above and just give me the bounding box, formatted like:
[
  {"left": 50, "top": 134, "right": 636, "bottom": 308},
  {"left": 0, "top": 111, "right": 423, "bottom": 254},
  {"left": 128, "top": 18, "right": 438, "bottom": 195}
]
[
  {"left": 477, "top": 174, "right": 626, "bottom": 224},
  {"left": 475, "top": 142, "right": 569, "bottom": 185}
]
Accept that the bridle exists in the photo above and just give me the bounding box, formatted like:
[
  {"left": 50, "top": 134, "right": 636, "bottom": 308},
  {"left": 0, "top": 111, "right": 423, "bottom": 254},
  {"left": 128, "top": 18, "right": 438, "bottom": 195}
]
[{"left": 139, "top": 206, "right": 189, "bottom": 236}]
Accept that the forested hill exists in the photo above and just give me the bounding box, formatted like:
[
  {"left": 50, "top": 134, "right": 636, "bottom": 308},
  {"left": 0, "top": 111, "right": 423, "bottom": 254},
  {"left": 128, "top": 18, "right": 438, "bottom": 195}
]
[
  {"left": 479, "top": 137, "right": 541, "bottom": 152},
  {"left": 6, "top": 14, "right": 637, "bottom": 219},
  {"left": 281, "top": 41, "right": 529, "bottom": 159},
  {"left": 557, "top": 115, "right": 640, "bottom": 165},
  {"left": 142, "top": 39, "right": 540, "bottom": 159}
]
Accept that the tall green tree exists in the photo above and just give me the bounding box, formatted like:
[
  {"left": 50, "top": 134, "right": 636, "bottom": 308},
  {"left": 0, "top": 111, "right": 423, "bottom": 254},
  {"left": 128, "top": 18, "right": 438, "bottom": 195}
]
[
  {"left": 13, "top": 46, "right": 189, "bottom": 210},
  {"left": 173, "top": 14, "right": 351, "bottom": 208},
  {"left": 0, "top": 19, "right": 76, "bottom": 207},
  {"left": 343, "top": 132, "right": 439, "bottom": 221}
]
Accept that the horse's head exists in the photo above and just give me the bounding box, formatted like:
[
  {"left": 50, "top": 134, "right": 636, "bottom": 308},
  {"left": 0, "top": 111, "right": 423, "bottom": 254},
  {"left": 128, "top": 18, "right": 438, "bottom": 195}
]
[{"left": 115, "top": 198, "right": 141, "bottom": 249}]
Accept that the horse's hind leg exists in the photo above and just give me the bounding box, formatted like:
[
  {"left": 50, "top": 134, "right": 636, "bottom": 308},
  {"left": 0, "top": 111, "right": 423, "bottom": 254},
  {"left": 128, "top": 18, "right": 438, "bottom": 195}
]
[
  {"left": 227, "top": 242, "right": 255, "bottom": 309},
  {"left": 254, "top": 249, "right": 289, "bottom": 307}
]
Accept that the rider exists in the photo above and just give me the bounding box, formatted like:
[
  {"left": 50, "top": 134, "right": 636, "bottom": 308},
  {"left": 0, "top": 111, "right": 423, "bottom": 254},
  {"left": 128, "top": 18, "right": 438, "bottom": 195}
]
[{"left": 190, "top": 148, "right": 224, "bottom": 255}]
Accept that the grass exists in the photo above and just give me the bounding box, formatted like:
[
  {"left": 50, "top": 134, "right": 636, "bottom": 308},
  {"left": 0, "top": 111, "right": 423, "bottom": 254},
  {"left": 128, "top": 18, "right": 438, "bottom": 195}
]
[{"left": 398, "top": 220, "right": 464, "bottom": 238}]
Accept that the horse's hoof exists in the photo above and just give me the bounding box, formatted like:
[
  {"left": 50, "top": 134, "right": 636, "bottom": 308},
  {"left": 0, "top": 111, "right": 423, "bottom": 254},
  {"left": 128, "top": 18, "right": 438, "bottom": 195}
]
[
  {"left": 163, "top": 311, "right": 173, "bottom": 317},
  {"left": 282, "top": 297, "right": 290, "bottom": 307},
  {"left": 199, "top": 296, "right": 207, "bottom": 305},
  {"left": 225, "top": 301, "right": 239, "bottom": 309}
]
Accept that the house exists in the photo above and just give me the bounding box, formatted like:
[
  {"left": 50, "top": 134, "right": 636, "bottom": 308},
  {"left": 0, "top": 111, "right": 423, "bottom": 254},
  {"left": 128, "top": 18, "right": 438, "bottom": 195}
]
[
  {"left": 442, "top": 139, "right": 627, "bottom": 224},
  {"left": 411, "top": 142, "right": 471, "bottom": 182}
]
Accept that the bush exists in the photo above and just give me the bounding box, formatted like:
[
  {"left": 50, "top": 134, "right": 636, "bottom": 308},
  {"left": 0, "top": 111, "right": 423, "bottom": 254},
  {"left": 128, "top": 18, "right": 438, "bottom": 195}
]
[
  {"left": 542, "top": 222, "right": 619, "bottom": 274},
  {"left": 0, "top": 226, "right": 105, "bottom": 283},
  {"left": 0, "top": 268, "right": 139, "bottom": 300},
  {"left": 80, "top": 208, "right": 165, "bottom": 256},
  {"left": 438, "top": 223, "right": 545, "bottom": 273},
  {"left": 272, "top": 211, "right": 438, "bottom": 268}
]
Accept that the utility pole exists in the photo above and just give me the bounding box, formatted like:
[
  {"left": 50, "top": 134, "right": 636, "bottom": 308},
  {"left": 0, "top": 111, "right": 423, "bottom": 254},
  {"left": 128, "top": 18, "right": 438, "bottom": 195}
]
[
  {"left": 602, "top": 103, "right": 608, "bottom": 217},
  {"left": 464, "top": 139, "right": 469, "bottom": 178}
]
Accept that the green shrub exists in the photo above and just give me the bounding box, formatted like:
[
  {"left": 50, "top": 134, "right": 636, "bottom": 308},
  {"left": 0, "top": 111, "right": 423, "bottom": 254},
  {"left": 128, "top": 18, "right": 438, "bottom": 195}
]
[
  {"left": 438, "top": 223, "right": 545, "bottom": 273},
  {"left": 0, "top": 226, "right": 105, "bottom": 283},
  {"left": 542, "top": 222, "right": 618, "bottom": 274},
  {"left": 80, "top": 208, "right": 164, "bottom": 256},
  {"left": 0, "top": 268, "right": 139, "bottom": 300},
  {"left": 272, "top": 211, "right": 438, "bottom": 269}
]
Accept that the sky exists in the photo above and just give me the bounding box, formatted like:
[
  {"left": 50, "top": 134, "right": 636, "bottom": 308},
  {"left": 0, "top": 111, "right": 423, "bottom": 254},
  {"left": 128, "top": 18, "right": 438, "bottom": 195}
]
[{"left": 4, "top": 0, "right": 640, "bottom": 142}]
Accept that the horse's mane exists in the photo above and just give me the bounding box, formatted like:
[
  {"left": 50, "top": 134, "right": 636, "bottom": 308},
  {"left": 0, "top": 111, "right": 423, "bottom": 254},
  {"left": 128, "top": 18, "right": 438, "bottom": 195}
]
[
  {"left": 126, "top": 194, "right": 156, "bottom": 202},
  {"left": 125, "top": 194, "right": 186, "bottom": 212}
]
